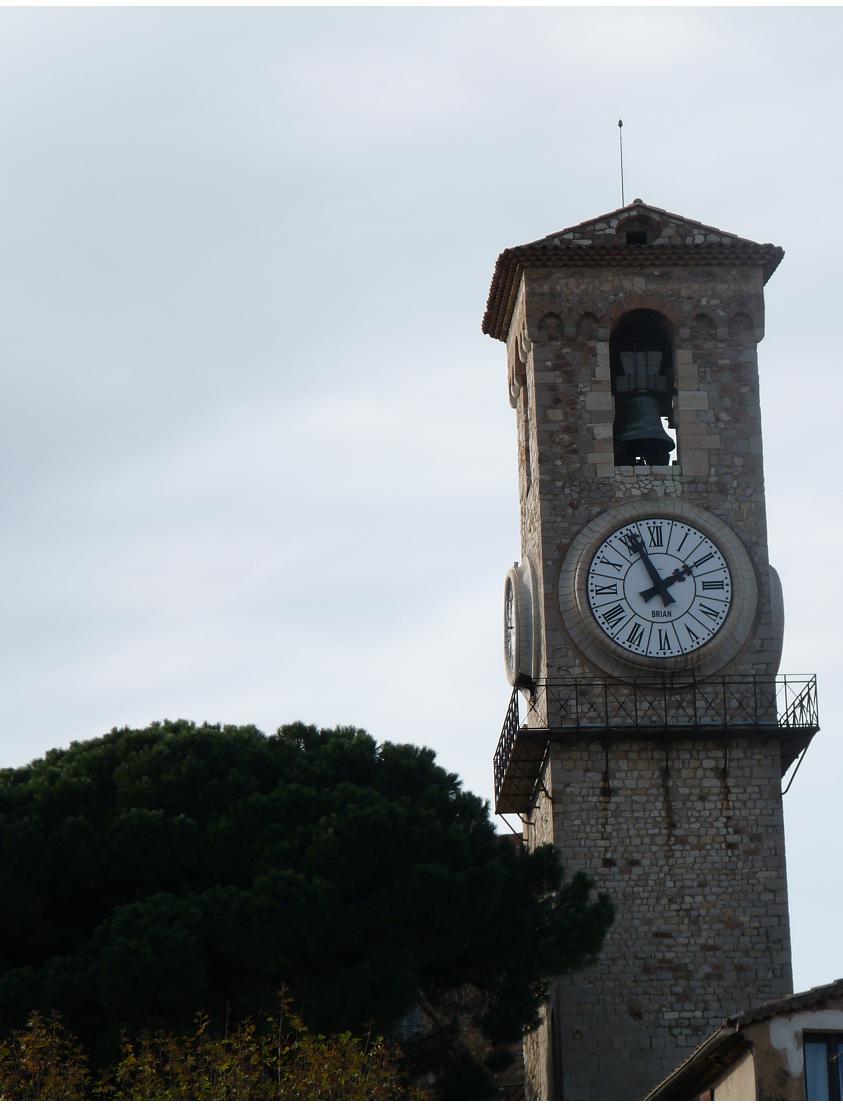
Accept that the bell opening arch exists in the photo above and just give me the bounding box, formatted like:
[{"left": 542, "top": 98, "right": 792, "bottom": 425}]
[{"left": 609, "top": 308, "right": 677, "bottom": 467}]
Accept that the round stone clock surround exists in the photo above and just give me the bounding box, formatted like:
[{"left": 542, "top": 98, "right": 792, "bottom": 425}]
[
  {"left": 558, "top": 498, "right": 759, "bottom": 680},
  {"left": 504, "top": 558, "right": 540, "bottom": 688}
]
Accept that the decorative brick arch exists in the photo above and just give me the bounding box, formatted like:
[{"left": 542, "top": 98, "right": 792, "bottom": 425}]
[{"left": 605, "top": 294, "right": 682, "bottom": 336}]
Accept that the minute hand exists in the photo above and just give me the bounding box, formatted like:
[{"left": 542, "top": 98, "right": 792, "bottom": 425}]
[{"left": 629, "top": 534, "right": 675, "bottom": 606}]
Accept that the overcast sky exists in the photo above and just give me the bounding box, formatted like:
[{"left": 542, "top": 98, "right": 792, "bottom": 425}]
[{"left": 0, "top": 6, "right": 840, "bottom": 994}]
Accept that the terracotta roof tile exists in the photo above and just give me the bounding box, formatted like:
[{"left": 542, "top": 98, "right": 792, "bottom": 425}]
[
  {"left": 730, "top": 977, "right": 843, "bottom": 1027},
  {"left": 481, "top": 205, "right": 784, "bottom": 341}
]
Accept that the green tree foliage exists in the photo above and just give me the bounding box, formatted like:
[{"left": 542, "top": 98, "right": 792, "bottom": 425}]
[
  {"left": 0, "top": 998, "right": 422, "bottom": 1100},
  {"left": 0, "top": 721, "right": 613, "bottom": 1092}
]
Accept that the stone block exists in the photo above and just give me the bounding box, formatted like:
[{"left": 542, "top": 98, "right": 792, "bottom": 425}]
[
  {"left": 677, "top": 448, "right": 710, "bottom": 475},
  {"left": 678, "top": 409, "right": 701, "bottom": 431},
  {"left": 681, "top": 432, "right": 721, "bottom": 450},
  {"left": 586, "top": 391, "right": 614, "bottom": 411},
  {"left": 678, "top": 390, "right": 710, "bottom": 410}
]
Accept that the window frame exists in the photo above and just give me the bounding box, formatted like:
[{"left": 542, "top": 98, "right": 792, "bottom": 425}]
[{"left": 804, "top": 1033, "right": 843, "bottom": 1100}]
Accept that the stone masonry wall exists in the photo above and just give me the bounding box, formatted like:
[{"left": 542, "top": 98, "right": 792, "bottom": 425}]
[
  {"left": 525, "top": 735, "right": 792, "bottom": 1100},
  {"left": 512, "top": 258, "right": 791, "bottom": 1099},
  {"left": 513, "top": 263, "right": 781, "bottom": 684}
]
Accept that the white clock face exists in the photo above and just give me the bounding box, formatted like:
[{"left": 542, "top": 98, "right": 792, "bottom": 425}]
[
  {"left": 504, "top": 561, "right": 537, "bottom": 687},
  {"left": 504, "top": 575, "right": 517, "bottom": 676},
  {"left": 586, "top": 517, "right": 733, "bottom": 658}
]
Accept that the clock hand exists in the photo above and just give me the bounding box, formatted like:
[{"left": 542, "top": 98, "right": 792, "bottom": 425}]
[
  {"left": 627, "top": 533, "right": 676, "bottom": 606},
  {"left": 639, "top": 562, "right": 694, "bottom": 603}
]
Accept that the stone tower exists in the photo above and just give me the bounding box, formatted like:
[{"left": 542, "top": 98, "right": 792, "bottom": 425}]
[{"left": 486, "top": 202, "right": 818, "bottom": 1100}]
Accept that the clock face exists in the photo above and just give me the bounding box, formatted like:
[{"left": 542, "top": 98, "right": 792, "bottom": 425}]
[
  {"left": 504, "top": 575, "right": 517, "bottom": 676},
  {"left": 503, "top": 561, "right": 537, "bottom": 688},
  {"left": 586, "top": 517, "right": 733, "bottom": 659}
]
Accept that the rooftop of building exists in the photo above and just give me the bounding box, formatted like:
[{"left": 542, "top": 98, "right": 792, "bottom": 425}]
[
  {"left": 482, "top": 199, "right": 784, "bottom": 341},
  {"left": 646, "top": 979, "right": 843, "bottom": 1100}
]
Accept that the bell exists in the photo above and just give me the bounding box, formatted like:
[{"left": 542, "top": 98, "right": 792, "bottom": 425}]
[{"left": 615, "top": 393, "right": 675, "bottom": 466}]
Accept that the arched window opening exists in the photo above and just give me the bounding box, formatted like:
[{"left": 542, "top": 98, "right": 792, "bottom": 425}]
[
  {"left": 511, "top": 342, "right": 532, "bottom": 493},
  {"left": 520, "top": 376, "right": 532, "bottom": 493},
  {"left": 610, "top": 309, "right": 677, "bottom": 467}
]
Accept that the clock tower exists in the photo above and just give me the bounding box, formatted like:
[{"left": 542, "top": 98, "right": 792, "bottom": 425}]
[{"left": 485, "top": 202, "right": 819, "bottom": 1100}]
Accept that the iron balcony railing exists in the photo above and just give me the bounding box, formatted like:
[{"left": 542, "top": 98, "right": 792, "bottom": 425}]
[
  {"left": 521, "top": 673, "right": 818, "bottom": 733},
  {"left": 493, "top": 674, "right": 819, "bottom": 812},
  {"left": 493, "top": 688, "right": 523, "bottom": 804}
]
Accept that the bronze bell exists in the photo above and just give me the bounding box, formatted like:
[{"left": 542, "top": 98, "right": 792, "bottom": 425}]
[{"left": 615, "top": 393, "right": 675, "bottom": 466}]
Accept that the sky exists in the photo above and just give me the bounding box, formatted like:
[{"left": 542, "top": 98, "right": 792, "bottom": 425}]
[{"left": 0, "top": 6, "right": 840, "bottom": 994}]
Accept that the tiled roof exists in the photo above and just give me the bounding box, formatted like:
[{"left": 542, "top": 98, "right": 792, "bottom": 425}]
[
  {"left": 481, "top": 202, "right": 784, "bottom": 341},
  {"left": 730, "top": 977, "right": 843, "bottom": 1027}
]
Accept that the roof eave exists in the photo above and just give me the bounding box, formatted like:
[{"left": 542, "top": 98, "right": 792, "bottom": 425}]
[
  {"left": 645, "top": 1025, "right": 744, "bottom": 1100},
  {"left": 481, "top": 243, "right": 784, "bottom": 342}
]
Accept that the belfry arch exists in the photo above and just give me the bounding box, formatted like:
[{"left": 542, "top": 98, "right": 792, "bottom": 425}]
[{"left": 610, "top": 308, "right": 677, "bottom": 466}]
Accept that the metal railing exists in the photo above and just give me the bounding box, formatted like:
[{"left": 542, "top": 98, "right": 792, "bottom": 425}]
[
  {"left": 493, "top": 688, "right": 522, "bottom": 803},
  {"left": 778, "top": 674, "right": 819, "bottom": 729},
  {"left": 520, "top": 674, "right": 818, "bottom": 733},
  {"left": 493, "top": 674, "right": 818, "bottom": 809}
]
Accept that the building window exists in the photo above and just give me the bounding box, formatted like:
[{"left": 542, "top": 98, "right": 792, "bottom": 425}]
[{"left": 805, "top": 1035, "right": 843, "bottom": 1100}]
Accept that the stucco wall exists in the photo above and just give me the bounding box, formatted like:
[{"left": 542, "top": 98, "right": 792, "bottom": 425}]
[
  {"left": 750, "top": 1001, "right": 843, "bottom": 1100},
  {"left": 713, "top": 1050, "right": 757, "bottom": 1100}
]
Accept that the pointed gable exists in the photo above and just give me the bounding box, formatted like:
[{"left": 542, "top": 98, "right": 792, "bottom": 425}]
[
  {"left": 530, "top": 199, "right": 751, "bottom": 248},
  {"left": 482, "top": 200, "right": 784, "bottom": 340}
]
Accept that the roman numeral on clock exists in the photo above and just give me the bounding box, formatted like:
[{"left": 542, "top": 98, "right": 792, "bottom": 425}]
[
  {"left": 618, "top": 531, "right": 639, "bottom": 553},
  {"left": 594, "top": 583, "right": 618, "bottom": 595},
  {"left": 693, "top": 552, "right": 714, "bottom": 569},
  {"left": 647, "top": 524, "right": 664, "bottom": 548},
  {"left": 657, "top": 628, "right": 672, "bottom": 651},
  {"left": 600, "top": 556, "right": 622, "bottom": 572},
  {"left": 697, "top": 603, "right": 720, "bottom": 621},
  {"left": 701, "top": 578, "right": 725, "bottom": 591},
  {"left": 602, "top": 604, "right": 626, "bottom": 629},
  {"left": 684, "top": 624, "right": 701, "bottom": 643},
  {"left": 625, "top": 622, "right": 645, "bottom": 647}
]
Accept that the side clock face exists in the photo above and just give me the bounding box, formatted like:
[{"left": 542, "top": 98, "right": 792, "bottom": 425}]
[
  {"left": 504, "top": 575, "right": 517, "bottom": 675},
  {"left": 586, "top": 517, "right": 733, "bottom": 659},
  {"left": 504, "top": 561, "right": 537, "bottom": 688}
]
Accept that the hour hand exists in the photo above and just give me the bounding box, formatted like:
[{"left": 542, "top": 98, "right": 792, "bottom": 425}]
[
  {"left": 640, "top": 563, "right": 693, "bottom": 603},
  {"left": 627, "top": 533, "right": 675, "bottom": 606}
]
